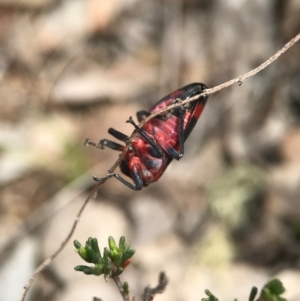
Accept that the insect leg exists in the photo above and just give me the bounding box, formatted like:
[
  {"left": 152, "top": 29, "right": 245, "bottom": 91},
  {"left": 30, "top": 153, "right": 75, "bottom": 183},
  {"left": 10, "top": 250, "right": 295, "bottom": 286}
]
[
  {"left": 85, "top": 138, "right": 98, "bottom": 147},
  {"left": 93, "top": 167, "right": 143, "bottom": 191},
  {"left": 99, "top": 139, "right": 125, "bottom": 151},
  {"left": 108, "top": 128, "right": 129, "bottom": 143},
  {"left": 85, "top": 138, "right": 104, "bottom": 149},
  {"left": 118, "top": 166, "right": 143, "bottom": 190},
  {"left": 126, "top": 116, "right": 164, "bottom": 158},
  {"left": 85, "top": 138, "right": 124, "bottom": 151}
]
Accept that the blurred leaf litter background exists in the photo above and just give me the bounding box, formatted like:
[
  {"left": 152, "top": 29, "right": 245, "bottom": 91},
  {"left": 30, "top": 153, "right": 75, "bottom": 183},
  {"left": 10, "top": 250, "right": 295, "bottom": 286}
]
[{"left": 0, "top": 1, "right": 300, "bottom": 301}]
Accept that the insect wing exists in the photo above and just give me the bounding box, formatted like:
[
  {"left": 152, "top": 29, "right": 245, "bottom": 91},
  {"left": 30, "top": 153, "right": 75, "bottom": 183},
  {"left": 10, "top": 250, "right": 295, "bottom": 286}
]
[
  {"left": 183, "top": 97, "right": 207, "bottom": 141},
  {"left": 150, "top": 90, "right": 185, "bottom": 113},
  {"left": 181, "top": 83, "right": 207, "bottom": 140},
  {"left": 150, "top": 83, "right": 207, "bottom": 141}
]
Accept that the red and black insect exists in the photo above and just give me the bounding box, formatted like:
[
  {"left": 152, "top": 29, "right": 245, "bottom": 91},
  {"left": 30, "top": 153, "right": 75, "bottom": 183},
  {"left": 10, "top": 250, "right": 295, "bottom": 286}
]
[{"left": 86, "top": 83, "right": 208, "bottom": 190}]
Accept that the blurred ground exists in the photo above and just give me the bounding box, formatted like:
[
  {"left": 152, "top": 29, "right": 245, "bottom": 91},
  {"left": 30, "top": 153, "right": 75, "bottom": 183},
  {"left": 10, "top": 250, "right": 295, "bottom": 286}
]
[{"left": 0, "top": 0, "right": 300, "bottom": 301}]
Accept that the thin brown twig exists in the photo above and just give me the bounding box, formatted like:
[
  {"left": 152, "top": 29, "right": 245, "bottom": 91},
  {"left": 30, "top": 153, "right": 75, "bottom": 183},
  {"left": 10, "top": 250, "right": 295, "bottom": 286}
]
[
  {"left": 20, "top": 31, "right": 300, "bottom": 301},
  {"left": 112, "top": 276, "right": 130, "bottom": 301},
  {"left": 142, "top": 272, "right": 168, "bottom": 301},
  {"left": 20, "top": 182, "right": 104, "bottom": 301}
]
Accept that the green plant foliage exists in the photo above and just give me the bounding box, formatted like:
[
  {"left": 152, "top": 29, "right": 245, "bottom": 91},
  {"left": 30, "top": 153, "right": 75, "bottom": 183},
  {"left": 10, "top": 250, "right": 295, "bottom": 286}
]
[
  {"left": 123, "top": 282, "right": 129, "bottom": 294},
  {"left": 200, "top": 279, "right": 286, "bottom": 301},
  {"left": 259, "top": 279, "right": 286, "bottom": 301},
  {"left": 74, "top": 237, "right": 288, "bottom": 301},
  {"left": 201, "top": 289, "right": 219, "bottom": 301},
  {"left": 74, "top": 236, "right": 135, "bottom": 277},
  {"left": 249, "top": 287, "right": 258, "bottom": 301}
]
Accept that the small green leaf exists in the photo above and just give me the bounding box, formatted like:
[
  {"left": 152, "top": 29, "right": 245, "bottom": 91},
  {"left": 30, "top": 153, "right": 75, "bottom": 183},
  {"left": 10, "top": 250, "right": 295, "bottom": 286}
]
[
  {"left": 103, "top": 248, "right": 112, "bottom": 275},
  {"left": 119, "top": 236, "right": 126, "bottom": 250},
  {"left": 74, "top": 240, "right": 82, "bottom": 249},
  {"left": 260, "top": 279, "right": 286, "bottom": 301},
  {"left": 93, "top": 264, "right": 105, "bottom": 276},
  {"left": 109, "top": 249, "right": 119, "bottom": 260},
  {"left": 74, "top": 265, "right": 85, "bottom": 271},
  {"left": 90, "top": 238, "right": 101, "bottom": 263},
  {"left": 263, "top": 279, "right": 285, "bottom": 295},
  {"left": 122, "top": 249, "right": 135, "bottom": 263},
  {"left": 123, "top": 282, "right": 129, "bottom": 294},
  {"left": 75, "top": 243, "right": 89, "bottom": 261},
  {"left": 249, "top": 287, "right": 258, "bottom": 301},
  {"left": 201, "top": 289, "right": 219, "bottom": 301},
  {"left": 108, "top": 236, "right": 117, "bottom": 251},
  {"left": 91, "top": 238, "right": 100, "bottom": 254},
  {"left": 123, "top": 241, "right": 131, "bottom": 252},
  {"left": 103, "top": 248, "right": 109, "bottom": 261},
  {"left": 103, "top": 261, "right": 112, "bottom": 275},
  {"left": 115, "top": 252, "right": 123, "bottom": 266},
  {"left": 74, "top": 265, "right": 94, "bottom": 275}
]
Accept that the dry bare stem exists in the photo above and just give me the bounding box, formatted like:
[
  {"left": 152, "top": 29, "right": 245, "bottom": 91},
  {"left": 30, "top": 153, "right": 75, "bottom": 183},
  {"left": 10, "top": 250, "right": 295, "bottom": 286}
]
[
  {"left": 20, "top": 184, "right": 100, "bottom": 301},
  {"left": 142, "top": 272, "right": 168, "bottom": 301},
  {"left": 112, "top": 276, "right": 130, "bottom": 301},
  {"left": 20, "top": 31, "right": 300, "bottom": 301}
]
